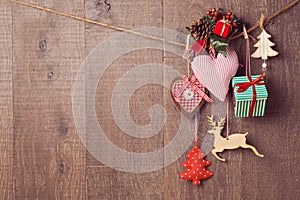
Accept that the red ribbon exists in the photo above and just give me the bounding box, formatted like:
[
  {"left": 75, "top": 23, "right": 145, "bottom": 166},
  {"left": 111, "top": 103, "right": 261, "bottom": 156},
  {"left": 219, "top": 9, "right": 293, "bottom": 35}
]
[
  {"left": 234, "top": 75, "right": 265, "bottom": 116},
  {"left": 174, "top": 75, "right": 212, "bottom": 103}
]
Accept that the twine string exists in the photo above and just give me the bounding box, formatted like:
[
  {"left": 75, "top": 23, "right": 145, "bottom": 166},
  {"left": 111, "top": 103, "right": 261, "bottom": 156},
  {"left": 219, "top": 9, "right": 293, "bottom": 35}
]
[
  {"left": 245, "top": 34, "right": 251, "bottom": 76},
  {"left": 231, "top": 0, "right": 299, "bottom": 39},
  {"left": 9, "top": 0, "right": 300, "bottom": 45},
  {"left": 194, "top": 112, "right": 198, "bottom": 143},
  {"left": 226, "top": 95, "right": 229, "bottom": 138},
  {"left": 243, "top": 25, "right": 257, "bottom": 76},
  {"left": 8, "top": 0, "right": 185, "bottom": 47},
  {"left": 185, "top": 35, "right": 191, "bottom": 78}
]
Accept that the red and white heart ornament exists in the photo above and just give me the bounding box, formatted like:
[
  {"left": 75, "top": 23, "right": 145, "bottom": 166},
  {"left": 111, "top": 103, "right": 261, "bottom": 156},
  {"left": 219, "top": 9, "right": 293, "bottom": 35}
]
[
  {"left": 171, "top": 74, "right": 212, "bottom": 116},
  {"left": 191, "top": 48, "right": 239, "bottom": 101}
]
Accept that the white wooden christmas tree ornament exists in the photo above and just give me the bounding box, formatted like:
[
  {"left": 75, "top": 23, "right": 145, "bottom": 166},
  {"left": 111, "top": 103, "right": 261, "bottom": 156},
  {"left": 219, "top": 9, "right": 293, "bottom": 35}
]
[{"left": 251, "top": 14, "right": 279, "bottom": 62}]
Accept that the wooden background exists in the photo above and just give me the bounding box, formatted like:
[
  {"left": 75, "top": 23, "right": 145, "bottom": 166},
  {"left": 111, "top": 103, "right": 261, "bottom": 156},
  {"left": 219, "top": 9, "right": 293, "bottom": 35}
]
[{"left": 0, "top": 0, "right": 299, "bottom": 199}]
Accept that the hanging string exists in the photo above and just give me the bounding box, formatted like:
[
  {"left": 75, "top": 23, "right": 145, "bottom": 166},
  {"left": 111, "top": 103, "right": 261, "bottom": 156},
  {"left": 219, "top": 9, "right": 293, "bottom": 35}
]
[
  {"left": 231, "top": 0, "right": 300, "bottom": 40},
  {"left": 8, "top": 0, "right": 185, "bottom": 47},
  {"left": 184, "top": 35, "right": 192, "bottom": 79},
  {"left": 243, "top": 25, "right": 258, "bottom": 77},
  {"left": 187, "top": 63, "right": 191, "bottom": 79},
  {"left": 194, "top": 112, "right": 199, "bottom": 145},
  {"left": 226, "top": 95, "right": 229, "bottom": 139},
  {"left": 9, "top": 0, "right": 300, "bottom": 45},
  {"left": 245, "top": 31, "right": 251, "bottom": 76}
]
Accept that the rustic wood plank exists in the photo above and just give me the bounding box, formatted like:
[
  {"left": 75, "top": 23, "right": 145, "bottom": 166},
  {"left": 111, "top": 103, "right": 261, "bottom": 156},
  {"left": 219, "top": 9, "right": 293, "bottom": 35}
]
[
  {"left": 0, "top": 0, "right": 298, "bottom": 198},
  {"left": 162, "top": 57, "right": 243, "bottom": 200},
  {"left": 163, "top": 0, "right": 300, "bottom": 199},
  {"left": 87, "top": 167, "right": 163, "bottom": 200},
  {"left": 12, "top": 1, "right": 86, "bottom": 199},
  {"left": 240, "top": 0, "right": 300, "bottom": 199},
  {"left": 84, "top": 0, "right": 165, "bottom": 199},
  {"left": 163, "top": 1, "right": 244, "bottom": 199},
  {"left": 0, "top": 1, "right": 13, "bottom": 199},
  {"left": 85, "top": 50, "right": 165, "bottom": 199}
]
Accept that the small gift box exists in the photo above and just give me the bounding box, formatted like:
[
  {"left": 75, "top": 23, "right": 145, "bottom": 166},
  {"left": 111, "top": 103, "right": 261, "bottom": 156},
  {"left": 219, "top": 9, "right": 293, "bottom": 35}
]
[
  {"left": 232, "top": 75, "right": 268, "bottom": 117},
  {"left": 171, "top": 75, "right": 212, "bottom": 116},
  {"left": 213, "top": 20, "right": 232, "bottom": 38}
]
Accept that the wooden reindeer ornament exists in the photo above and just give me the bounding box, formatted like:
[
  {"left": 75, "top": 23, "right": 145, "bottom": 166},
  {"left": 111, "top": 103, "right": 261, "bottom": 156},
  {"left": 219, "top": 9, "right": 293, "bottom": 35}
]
[{"left": 207, "top": 116, "right": 264, "bottom": 161}]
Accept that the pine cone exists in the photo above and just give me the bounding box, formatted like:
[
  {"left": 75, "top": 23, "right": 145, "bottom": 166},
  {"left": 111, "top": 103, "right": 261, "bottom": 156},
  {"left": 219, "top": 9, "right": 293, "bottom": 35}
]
[{"left": 189, "top": 19, "right": 210, "bottom": 41}]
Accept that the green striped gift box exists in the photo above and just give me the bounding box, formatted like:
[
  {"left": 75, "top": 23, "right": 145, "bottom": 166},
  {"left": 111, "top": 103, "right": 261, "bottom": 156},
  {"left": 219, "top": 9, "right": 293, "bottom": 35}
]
[{"left": 232, "top": 75, "right": 268, "bottom": 117}]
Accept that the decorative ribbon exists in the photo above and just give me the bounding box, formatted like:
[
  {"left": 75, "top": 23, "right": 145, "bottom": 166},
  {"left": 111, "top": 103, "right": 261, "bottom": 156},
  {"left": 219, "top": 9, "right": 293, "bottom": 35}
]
[
  {"left": 219, "top": 20, "right": 232, "bottom": 37},
  {"left": 174, "top": 75, "right": 213, "bottom": 103},
  {"left": 234, "top": 75, "right": 265, "bottom": 116}
]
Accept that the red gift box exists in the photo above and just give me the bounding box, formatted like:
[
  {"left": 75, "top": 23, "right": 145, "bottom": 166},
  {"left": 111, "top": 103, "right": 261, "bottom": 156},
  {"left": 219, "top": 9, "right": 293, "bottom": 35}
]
[{"left": 213, "top": 20, "right": 232, "bottom": 38}]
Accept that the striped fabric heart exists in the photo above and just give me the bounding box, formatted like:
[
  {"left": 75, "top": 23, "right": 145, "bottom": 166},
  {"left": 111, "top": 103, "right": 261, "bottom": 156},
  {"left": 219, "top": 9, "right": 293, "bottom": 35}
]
[{"left": 191, "top": 49, "right": 239, "bottom": 101}]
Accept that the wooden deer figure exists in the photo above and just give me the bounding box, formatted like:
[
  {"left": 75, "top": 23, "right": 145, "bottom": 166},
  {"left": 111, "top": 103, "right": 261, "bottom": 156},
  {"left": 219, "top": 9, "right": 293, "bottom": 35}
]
[{"left": 207, "top": 116, "right": 264, "bottom": 161}]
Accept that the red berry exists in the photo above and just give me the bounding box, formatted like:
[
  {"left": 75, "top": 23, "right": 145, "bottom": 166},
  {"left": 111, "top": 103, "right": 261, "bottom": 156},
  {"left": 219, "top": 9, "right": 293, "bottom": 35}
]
[
  {"left": 206, "top": 11, "right": 210, "bottom": 15},
  {"left": 232, "top": 22, "right": 237, "bottom": 27},
  {"left": 212, "top": 17, "right": 217, "bottom": 21}
]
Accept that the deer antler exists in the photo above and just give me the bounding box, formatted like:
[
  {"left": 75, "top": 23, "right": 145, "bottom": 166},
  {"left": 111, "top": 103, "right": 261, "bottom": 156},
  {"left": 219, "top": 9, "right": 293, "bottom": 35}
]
[
  {"left": 218, "top": 117, "right": 226, "bottom": 127},
  {"left": 207, "top": 115, "right": 216, "bottom": 127}
]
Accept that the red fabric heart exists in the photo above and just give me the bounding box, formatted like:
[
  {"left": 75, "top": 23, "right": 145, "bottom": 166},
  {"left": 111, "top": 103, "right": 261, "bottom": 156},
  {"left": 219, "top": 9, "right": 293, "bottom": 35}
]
[{"left": 191, "top": 49, "right": 239, "bottom": 101}]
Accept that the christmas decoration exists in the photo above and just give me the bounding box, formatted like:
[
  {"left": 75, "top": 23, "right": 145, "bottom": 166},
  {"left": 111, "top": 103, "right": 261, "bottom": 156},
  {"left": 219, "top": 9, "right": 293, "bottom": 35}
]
[
  {"left": 251, "top": 14, "right": 279, "bottom": 73},
  {"left": 213, "top": 20, "right": 232, "bottom": 38},
  {"left": 251, "top": 28, "right": 279, "bottom": 60},
  {"left": 187, "top": 8, "right": 240, "bottom": 56},
  {"left": 171, "top": 75, "right": 212, "bottom": 116},
  {"left": 178, "top": 144, "right": 213, "bottom": 185},
  {"left": 213, "top": 12, "right": 239, "bottom": 38},
  {"left": 186, "top": 18, "right": 211, "bottom": 41},
  {"left": 231, "top": 26, "right": 268, "bottom": 117},
  {"left": 7, "top": 0, "right": 300, "bottom": 188},
  {"left": 191, "top": 48, "right": 239, "bottom": 101},
  {"left": 251, "top": 15, "right": 278, "bottom": 61},
  {"left": 207, "top": 116, "right": 264, "bottom": 161},
  {"left": 232, "top": 75, "right": 268, "bottom": 117}
]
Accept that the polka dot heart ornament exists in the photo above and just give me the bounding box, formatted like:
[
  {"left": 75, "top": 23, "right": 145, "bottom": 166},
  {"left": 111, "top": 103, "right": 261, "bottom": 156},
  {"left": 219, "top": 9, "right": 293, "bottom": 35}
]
[{"left": 178, "top": 143, "right": 213, "bottom": 185}]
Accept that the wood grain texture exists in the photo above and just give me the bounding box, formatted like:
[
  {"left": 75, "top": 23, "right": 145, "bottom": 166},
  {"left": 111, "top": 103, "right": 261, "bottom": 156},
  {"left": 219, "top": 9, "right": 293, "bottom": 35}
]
[
  {"left": 239, "top": 1, "right": 300, "bottom": 200},
  {"left": 163, "top": 1, "right": 244, "bottom": 199},
  {"left": 85, "top": 0, "right": 165, "bottom": 199},
  {"left": 0, "top": 1, "right": 13, "bottom": 199},
  {"left": 163, "top": 0, "right": 300, "bottom": 200},
  {"left": 12, "top": 0, "right": 86, "bottom": 199},
  {"left": 0, "top": 0, "right": 299, "bottom": 199}
]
